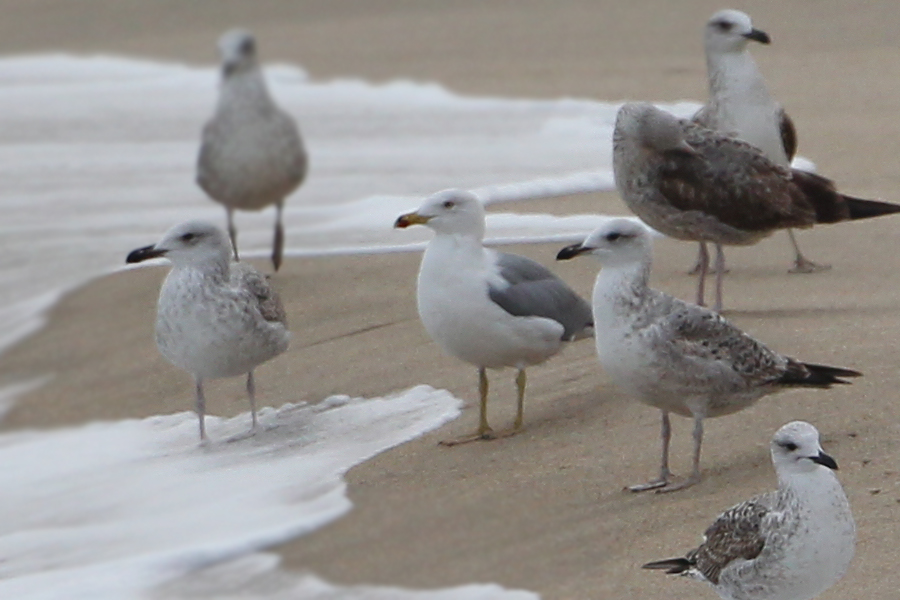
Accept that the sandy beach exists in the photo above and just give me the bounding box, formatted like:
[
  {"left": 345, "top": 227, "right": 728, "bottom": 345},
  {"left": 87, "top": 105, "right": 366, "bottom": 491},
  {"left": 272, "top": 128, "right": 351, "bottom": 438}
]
[{"left": 2, "top": 1, "right": 900, "bottom": 598}]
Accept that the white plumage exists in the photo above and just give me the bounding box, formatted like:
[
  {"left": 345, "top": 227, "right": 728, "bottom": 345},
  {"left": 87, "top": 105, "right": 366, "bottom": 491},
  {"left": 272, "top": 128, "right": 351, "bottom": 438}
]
[{"left": 127, "top": 220, "right": 289, "bottom": 442}]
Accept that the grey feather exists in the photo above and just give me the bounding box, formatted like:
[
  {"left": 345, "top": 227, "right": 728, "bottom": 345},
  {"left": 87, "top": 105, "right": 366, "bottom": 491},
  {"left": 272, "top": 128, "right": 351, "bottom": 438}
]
[
  {"left": 230, "top": 262, "right": 288, "bottom": 326},
  {"left": 488, "top": 252, "right": 593, "bottom": 340}
]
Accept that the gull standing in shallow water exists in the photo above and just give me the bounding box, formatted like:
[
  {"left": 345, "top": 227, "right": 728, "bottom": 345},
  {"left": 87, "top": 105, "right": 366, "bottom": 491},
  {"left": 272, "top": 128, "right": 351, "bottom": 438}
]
[
  {"left": 127, "top": 220, "right": 290, "bottom": 443},
  {"left": 197, "top": 29, "right": 308, "bottom": 271},
  {"left": 612, "top": 102, "right": 900, "bottom": 311},
  {"left": 557, "top": 219, "right": 860, "bottom": 491},
  {"left": 644, "top": 421, "right": 855, "bottom": 600},
  {"left": 395, "top": 189, "right": 593, "bottom": 445},
  {"left": 692, "top": 9, "right": 823, "bottom": 275}
]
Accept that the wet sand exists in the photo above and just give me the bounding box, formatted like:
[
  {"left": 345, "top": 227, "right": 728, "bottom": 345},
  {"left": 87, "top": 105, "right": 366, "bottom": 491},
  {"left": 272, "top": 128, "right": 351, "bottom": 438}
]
[{"left": 2, "top": 1, "right": 900, "bottom": 598}]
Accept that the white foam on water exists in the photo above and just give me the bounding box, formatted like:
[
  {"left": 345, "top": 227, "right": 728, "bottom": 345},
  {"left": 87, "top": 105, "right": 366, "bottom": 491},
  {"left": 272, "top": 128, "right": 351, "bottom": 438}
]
[
  {"left": 0, "top": 386, "right": 535, "bottom": 599},
  {"left": 0, "top": 54, "right": 812, "bottom": 598},
  {"left": 0, "top": 53, "right": 705, "bottom": 355}
]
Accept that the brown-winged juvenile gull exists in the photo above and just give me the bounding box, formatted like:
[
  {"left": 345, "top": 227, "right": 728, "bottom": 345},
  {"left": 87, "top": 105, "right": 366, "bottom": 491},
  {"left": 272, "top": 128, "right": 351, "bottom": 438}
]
[
  {"left": 692, "top": 9, "right": 824, "bottom": 276},
  {"left": 126, "top": 220, "right": 290, "bottom": 442},
  {"left": 394, "top": 189, "right": 593, "bottom": 445},
  {"left": 644, "top": 421, "right": 855, "bottom": 600},
  {"left": 613, "top": 101, "right": 900, "bottom": 311},
  {"left": 556, "top": 219, "right": 860, "bottom": 491},
  {"left": 197, "top": 29, "right": 308, "bottom": 271}
]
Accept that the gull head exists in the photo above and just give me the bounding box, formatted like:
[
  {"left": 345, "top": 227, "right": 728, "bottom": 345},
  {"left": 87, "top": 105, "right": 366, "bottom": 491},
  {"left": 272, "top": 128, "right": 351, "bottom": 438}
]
[
  {"left": 771, "top": 421, "right": 839, "bottom": 475},
  {"left": 218, "top": 29, "right": 258, "bottom": 76},
  {"left": 394, "top": 189, "right": 486, "bottom": 238},
  {"left": 556, "top": 218, "right": 652, "bottom": 267},
  {"left": 704, "top": 9, "right": 770, "bottom": 54},
  {"left": 126, "top": 220, "right": 233, "bottom": 268},
  {"left": 615, "top": 103, "right": 698, "bottom": 156}
]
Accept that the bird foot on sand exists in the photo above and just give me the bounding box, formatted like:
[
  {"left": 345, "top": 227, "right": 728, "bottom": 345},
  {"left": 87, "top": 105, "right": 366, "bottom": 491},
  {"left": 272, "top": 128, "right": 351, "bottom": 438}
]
[
  {"left": 439, "top": 427, "right": 520, "bottom": 447},
  {"left": 788, "top": 258, "right": 831, "bottom": 274}
]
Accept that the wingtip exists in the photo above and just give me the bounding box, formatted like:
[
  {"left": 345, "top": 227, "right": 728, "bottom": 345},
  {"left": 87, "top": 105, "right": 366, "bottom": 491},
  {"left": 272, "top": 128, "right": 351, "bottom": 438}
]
[{"left": 642, "top": 557, "right": 692, "bottom": 574}]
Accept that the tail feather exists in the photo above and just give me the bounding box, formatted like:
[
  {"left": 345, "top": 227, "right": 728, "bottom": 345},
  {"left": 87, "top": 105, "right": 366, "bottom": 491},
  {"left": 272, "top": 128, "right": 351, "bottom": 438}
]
[
  {"left": 642, "top": 557, "right": 693, "bottom": 574},
  {"left": 791, "top": 169, "right": 900, "bottom": 223},
  {"left": 844, "top": 196, "right": 900, "bottom": 220},
  {"left": 779, "top": 361, "right": 862, "bottom": 388}
]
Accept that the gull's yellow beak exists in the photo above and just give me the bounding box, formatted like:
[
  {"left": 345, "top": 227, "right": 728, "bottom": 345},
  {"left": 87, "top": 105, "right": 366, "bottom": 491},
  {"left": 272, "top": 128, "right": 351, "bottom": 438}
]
[{"left": 394, "top": 211, "right": 431, "bottom": 228}]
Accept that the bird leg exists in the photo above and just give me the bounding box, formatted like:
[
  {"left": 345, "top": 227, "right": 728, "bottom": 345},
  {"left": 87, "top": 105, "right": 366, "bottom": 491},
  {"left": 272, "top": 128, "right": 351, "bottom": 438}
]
[
  {"left": 656, "top": 415, "right": 704, "bottom": 493},
  {"left": 247, "top": 370, "right": 258, "bottom": 432},
  {"left": 273, "top": 202, "right": 285, "bottom": 271},
  {"left": 226, "top": 207, "right": 240, "bottom": 262},
  {"left": 480, "top": 368, "right": 529, "bottom": 440},
  {"left": 695, "top": 243, "right": 709, "bottom": 307},
  {"left": 440, "top": 367, "right": 498, "bottom": 446},
  {"left": 713, "top": 243, "right": 726, "bottom": 312},
  {"left": 195, "top": 377, "right": 208, "bottom": 444},
  {"left": 786, "top": 229, "right": 831, "bottom": 274},
  {"left": 689, "top": 242, "right": 729, "bottom": 275},
  {"left": 629, "top": 411, "right": 673, "bottom": 492},
  {"left": 513, "top": 368, "right": 526, "bottom": 431}
]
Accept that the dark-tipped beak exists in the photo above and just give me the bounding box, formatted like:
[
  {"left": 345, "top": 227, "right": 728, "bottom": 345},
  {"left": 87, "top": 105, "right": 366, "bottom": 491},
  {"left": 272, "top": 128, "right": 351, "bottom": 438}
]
[
  {"left": 556, "top": 243, "right": 590, "bottom": 261},
  {"left": 394, "top": 211, "right": 430, "bottom": 229},
  {"left": 810, "top": 451, "right": 838, "bottom": 471},
  {"left": 744, "top": 28, "right": 771, "bottom": 44},
  {"left": 126, "top": 244, "right": 167, "bottom": 264}
]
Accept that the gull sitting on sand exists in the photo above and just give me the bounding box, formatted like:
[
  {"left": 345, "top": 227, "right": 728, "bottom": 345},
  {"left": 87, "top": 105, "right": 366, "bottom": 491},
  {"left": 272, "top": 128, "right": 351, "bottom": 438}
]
[
  {"left": 644, "top": 421, "right": 855, "bottom": 600},
  {"left": 557, "top": 219, "right": 860, "bottom": 492},
  {"left": 395, "top": 189, "right": 593, "bottom": 445},
  {"left": 613, "top": 102, "right": 900, "bottom": 311},
  {"left": 692, "top": 9, "right": 824, "bottom": 276},
  {"left": 126, "top": 220, "right": 290, "bottom": 442},
  {"left": 197, "top": 29, "right": 308, "bottom": 271}
]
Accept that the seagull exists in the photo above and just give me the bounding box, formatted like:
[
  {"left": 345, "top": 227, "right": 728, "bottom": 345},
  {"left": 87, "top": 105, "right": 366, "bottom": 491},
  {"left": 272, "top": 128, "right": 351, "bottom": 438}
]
[
  {"left": 692, "top": 9, "right": 824, "bottom": 277},
  {"left": 644, "top": 421, "right": 856, "bottom": 600},
  {"left": 126, "top": 220, "right": 290, "bottom": 442},
  {"left": 612, "top": 101, "right": 900, "bottom": 311},
  {"left": 556, "top": 219, "right": 861, "bottom": 491},
  {"left": 394, "top": 189, "right": 593, "bottom": 445},
  {"left": 197, "top": 29, "right": 308, "bottom": 271}
]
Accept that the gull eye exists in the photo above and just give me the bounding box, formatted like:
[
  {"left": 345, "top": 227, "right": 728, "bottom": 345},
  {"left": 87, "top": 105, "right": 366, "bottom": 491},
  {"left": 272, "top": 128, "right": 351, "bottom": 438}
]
[
  {"left": 714, "top": 20, "right": 732, "bottom": 32},
  {"left": 180, "top": 232, "right": 198, "bottom": 243},
  {"left": 442, "top": 200, "right": 455, "bottom": 209},
  {"left": 781, "top": 441, "right": 799, "bottom": 452},
  {"left": 605, "top": 231, "right": 622, "bottom": 242}
]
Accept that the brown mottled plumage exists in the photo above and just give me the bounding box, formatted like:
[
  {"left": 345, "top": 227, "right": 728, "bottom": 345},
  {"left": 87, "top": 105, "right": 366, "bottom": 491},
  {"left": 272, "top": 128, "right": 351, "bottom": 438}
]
[{"left": 613, "top": 102, "right": 900, "bottom": 310}]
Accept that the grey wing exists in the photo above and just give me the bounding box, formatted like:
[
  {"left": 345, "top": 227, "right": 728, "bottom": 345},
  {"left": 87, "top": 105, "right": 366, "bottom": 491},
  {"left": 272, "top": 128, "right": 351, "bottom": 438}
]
[
  {"left": 488, "top": 252, "right": 593, "bottom": 340},
  {"left": 196, "top": 119, "right": 220, "bottom": 195},
  {"left": 231, "top": 262, "right": 288, "bottom": 326},
  {"left": 657, "top": 298, "right": 786, "bottom": 386},
  {"left": 688, "top": 498, "right": 771, "bottom": 584},
  {"left": 272, "top": 108, "right": 309, "bottom": 185},
  {"left": 778, "top": 107, "right": 798, "bottom": 162}
]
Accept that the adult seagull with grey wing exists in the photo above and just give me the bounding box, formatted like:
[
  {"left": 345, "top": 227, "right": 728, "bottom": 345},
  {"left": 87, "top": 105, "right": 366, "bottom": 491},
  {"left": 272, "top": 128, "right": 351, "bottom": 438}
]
[
  {"left": 395, "top": 189, "right": 593, "bottom": 445},
  {"left": 197, "top": 29, "right": 308, "bottom": 271}
]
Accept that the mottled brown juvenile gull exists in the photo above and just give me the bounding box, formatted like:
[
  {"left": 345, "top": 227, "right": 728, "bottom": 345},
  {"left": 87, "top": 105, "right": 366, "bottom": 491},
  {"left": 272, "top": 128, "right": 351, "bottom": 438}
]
[
  {"left": 644, "top": 421, "right": 855, "bottom": 600},
  {"left": 395, "top": 189, "right": 593, "bottom": 445},
  {"left": 197, "top": 29, "right": 308, "bottom": 271},
  {"left": 556, "top": 219, "right": 860, "bottom": 491},
  {"left": 126, "top": 220, "right": 290, "bottom": 443},
  {"left": 692, "top": 9, "right": 823, "bottom": 276},
  {"left": 613, "top": 102, "right": 900, "bottom": 311}
]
